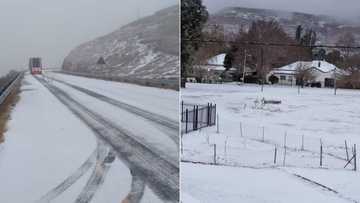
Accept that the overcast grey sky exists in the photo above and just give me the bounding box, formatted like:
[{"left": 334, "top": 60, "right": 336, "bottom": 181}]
[
  {"left": 203, "top": 0, "right": 360, "bottom": 19},
  {"left": 0, "top": 0, "right": 176, "bottom": 75}
]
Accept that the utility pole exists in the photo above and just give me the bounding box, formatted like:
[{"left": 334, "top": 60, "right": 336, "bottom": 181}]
[
  {"left": 242, "top": 49, "right": 247, "bottom": 83},
  {"left": 333, "top": 68, "right": 337, "bottom": 95},
  {"left": 261, "top": 47, "right": 264, "bottom": 92}
]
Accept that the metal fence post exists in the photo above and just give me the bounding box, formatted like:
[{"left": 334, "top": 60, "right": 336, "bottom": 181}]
[
  {"left": 274, "top": 145, "right": 277, "bottom": 164},
  {"left": 181, "top": 101, "right": 184, "bottom": 122},
  {"left": 209, "top": 103, "right": 211, "bottom": 126},
  {"left": 196, "top": 105, "right": 199, "bottom": 130},
  {"left": 354, "top": 144, "right": 357, "bottom": 171},
  {"left": 240, "top": 122, "right": 243, "bottom": 137},
  {"left": 283, "top": 132, "right": 287, "bottom": 166},
  {"left": 345, "top": 140, "right": 349, "bottom": 161},
  {"left": 301, "top": 135, "right": 304, "bottom": 151},
  {"left": 320, "top": 139, "right": 323, "bottom": 167},
  {"left": 193, "top": 105, "right": 196, "bottom": 130},
  {"left": 207, "top": 103, "right": 210, "bottom": 126},
  {"left": 214, "top": 104, "right": 217, "bottom": 125},
  {"left": 213, "top": 144, "right": 217, "bottom": 165},
  {"left": 185, "top": 109, "right": 188, "bottom": 133},
  {"left": 216, "top": 114, "right": 219, "bottom": 134}
]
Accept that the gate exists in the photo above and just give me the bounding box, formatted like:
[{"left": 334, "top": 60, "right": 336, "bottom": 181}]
[{"left": 181, "top": 101, "right": 216, "bottom": 133}]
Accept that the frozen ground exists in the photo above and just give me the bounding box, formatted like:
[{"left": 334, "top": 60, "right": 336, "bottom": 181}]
[
  {"left": 0, "top": 72, "right": 178, "bottom": 202},
  {"left": 181, "top": 83, "right": 360, "bottom": 203},
  {"left": 181, "top": 163, "right": 354, "bottom": 203}
]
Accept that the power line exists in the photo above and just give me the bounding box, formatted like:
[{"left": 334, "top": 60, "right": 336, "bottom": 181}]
[{"left": 183, "top": 39, "right": 360, "bottom": 49}]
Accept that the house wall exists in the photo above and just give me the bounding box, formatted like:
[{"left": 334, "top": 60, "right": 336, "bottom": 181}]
[
  {"left": 268, "top": 73, "right": 296, "bottom": 86},
  {"left": 312, "top": 70, "right": 334, "bottom": 87}
]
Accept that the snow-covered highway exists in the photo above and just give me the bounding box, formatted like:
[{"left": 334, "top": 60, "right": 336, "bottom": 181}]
[{"left": 0, "top": 72, "right": 179, "bottom": 203}]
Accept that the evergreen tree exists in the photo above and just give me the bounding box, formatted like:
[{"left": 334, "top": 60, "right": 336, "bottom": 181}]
[
  {"left": 295, "top": 25, "right": 303, "bottom": 43},
  {"left": 300, "top": 29, "right": 316, "bottom": 47},
  {"left": 181, "top": 0, "right": 208, "bottom": 87},
  {"left": 224, "top": 45, "right": 238, "bottom": 71},
  {"left": 97, "top": 57, "right": 106, "bottom": 65}
]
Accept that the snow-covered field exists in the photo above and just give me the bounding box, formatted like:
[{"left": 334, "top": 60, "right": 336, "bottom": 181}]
[
  {"left": 181, "top": 83, "right": 360, "bottom": 203},
  {"left": 0, "top": 72, "right": 178, "bottom": 202}
]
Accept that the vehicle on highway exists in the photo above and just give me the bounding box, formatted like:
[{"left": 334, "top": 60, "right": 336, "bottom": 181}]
[{"left": 29, "top": 57, "right": 42, "bottom": 75}]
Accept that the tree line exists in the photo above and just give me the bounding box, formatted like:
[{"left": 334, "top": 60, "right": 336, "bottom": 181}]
[{"left": 181, "top": 0, "right": 360, "bottom": 88}]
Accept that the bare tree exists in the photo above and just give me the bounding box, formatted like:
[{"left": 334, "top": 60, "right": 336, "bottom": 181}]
[
  {"left": 295, "top": 62, "right": 315, "bottom": 87},
  {"left": 194, "top": 24, "right": 227, "bottom": 65},
  {"left": 337, "top": 32, "right": 357, "bottom": 58},
  {"left": 230, "top": 20, "right": 310, "bottom": 82},
  {"left": 338, "top": 53, "right": 360, "bottom": 89}
]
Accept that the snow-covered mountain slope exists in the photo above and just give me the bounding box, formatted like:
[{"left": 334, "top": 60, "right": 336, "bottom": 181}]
[
  {"left": 207, "top": 7, "right": 360, "bottom": 44},
  {"left": 62, "top": 5, "right": 179, "bottom": 79}
]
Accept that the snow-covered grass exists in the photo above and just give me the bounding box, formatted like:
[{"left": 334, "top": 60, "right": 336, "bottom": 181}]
[
  {"left": 181, "top": 82, "right": 360, "bottom": 202},
  {"left": 181, "top": 162, "right": 351, "bottom": 203}
]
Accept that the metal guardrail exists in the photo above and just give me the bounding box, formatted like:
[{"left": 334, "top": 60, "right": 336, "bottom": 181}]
[
  {"left": 0, "top": 72, "right": 23, "bottom": 105},
  {"left": 52, "top": 70, "right": 179, "bottom": 90}
]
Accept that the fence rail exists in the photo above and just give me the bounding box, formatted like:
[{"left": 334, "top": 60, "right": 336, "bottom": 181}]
[
  {"left": 0, "top": 72, "right": 23, "bottom": 105},
  {"left": 181, "top": 101, "right": 216, "bottom": 133}
]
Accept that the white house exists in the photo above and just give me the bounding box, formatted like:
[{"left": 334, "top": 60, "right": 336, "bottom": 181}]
[{"left": 267, "top": 60, "right": 344, "bottom": 87}]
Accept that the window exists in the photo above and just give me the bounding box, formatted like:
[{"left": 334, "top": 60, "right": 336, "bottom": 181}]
[{"left": 280, "top": 75, "right": 286, "bottom": 80}]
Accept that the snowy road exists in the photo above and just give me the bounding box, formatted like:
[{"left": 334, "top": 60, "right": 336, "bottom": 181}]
[
  {"left": 0, "top": 73, "right": 178, "bottom": 203},
  {"left": 35, "top": 75, "right": 179, "bottom": 202},
  {"left": 46, "top": 75, "right": 178, "bottom": 145}
]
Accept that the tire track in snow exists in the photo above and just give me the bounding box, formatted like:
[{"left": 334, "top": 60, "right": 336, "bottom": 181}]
[
  {"left": 75, "top": 143, "right": 115, "bottom": 203},
  {"left": 46, "top": 75, "right": 179, "bottom": 145},
  {"left": 35, "top": 76, "right": 179, "bottom": 202},
  {"left": 120, "top": 170, "right": 146, "bottom": 203},
  {"left": 37, "top": 149, "right": 97, "bottom": 203}
]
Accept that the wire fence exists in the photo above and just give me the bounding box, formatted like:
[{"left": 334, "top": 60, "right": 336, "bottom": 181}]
[
  {"left": 181, "top": 101, "right": 216, "bottom": 134},
  {"left": 182, "top": 121, "right": 357, "bottom": 171}
]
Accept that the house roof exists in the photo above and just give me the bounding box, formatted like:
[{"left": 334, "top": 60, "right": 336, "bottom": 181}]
[
  {"left": 207, "top": 53, "right": 226, "bottom": 66},
  {"left": 270, "top": 60, "right": 343, "bottom": 75}
]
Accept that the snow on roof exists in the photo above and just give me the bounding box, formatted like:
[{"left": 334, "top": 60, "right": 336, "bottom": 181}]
[
  {"left": 272, "top": 60, "right": 340, "bottom": 74},
  {"left": 210, "top": 66, "right": 226, "bottom": 71},
  {"left": 207, "top": 53, "right": 226, "bottom": 66}
]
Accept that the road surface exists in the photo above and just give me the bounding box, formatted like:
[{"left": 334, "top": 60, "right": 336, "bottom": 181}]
[{"left": 0, "top": 72, "right": 179, "bottom": 203}]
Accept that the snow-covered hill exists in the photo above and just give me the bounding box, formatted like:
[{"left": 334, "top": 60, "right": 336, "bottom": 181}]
[
  {"left": 207, "top": 7, "right": 360, "bottom": 44},
  {"left": 62, "top": 5, "right": 179, "bottom": 79}
]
